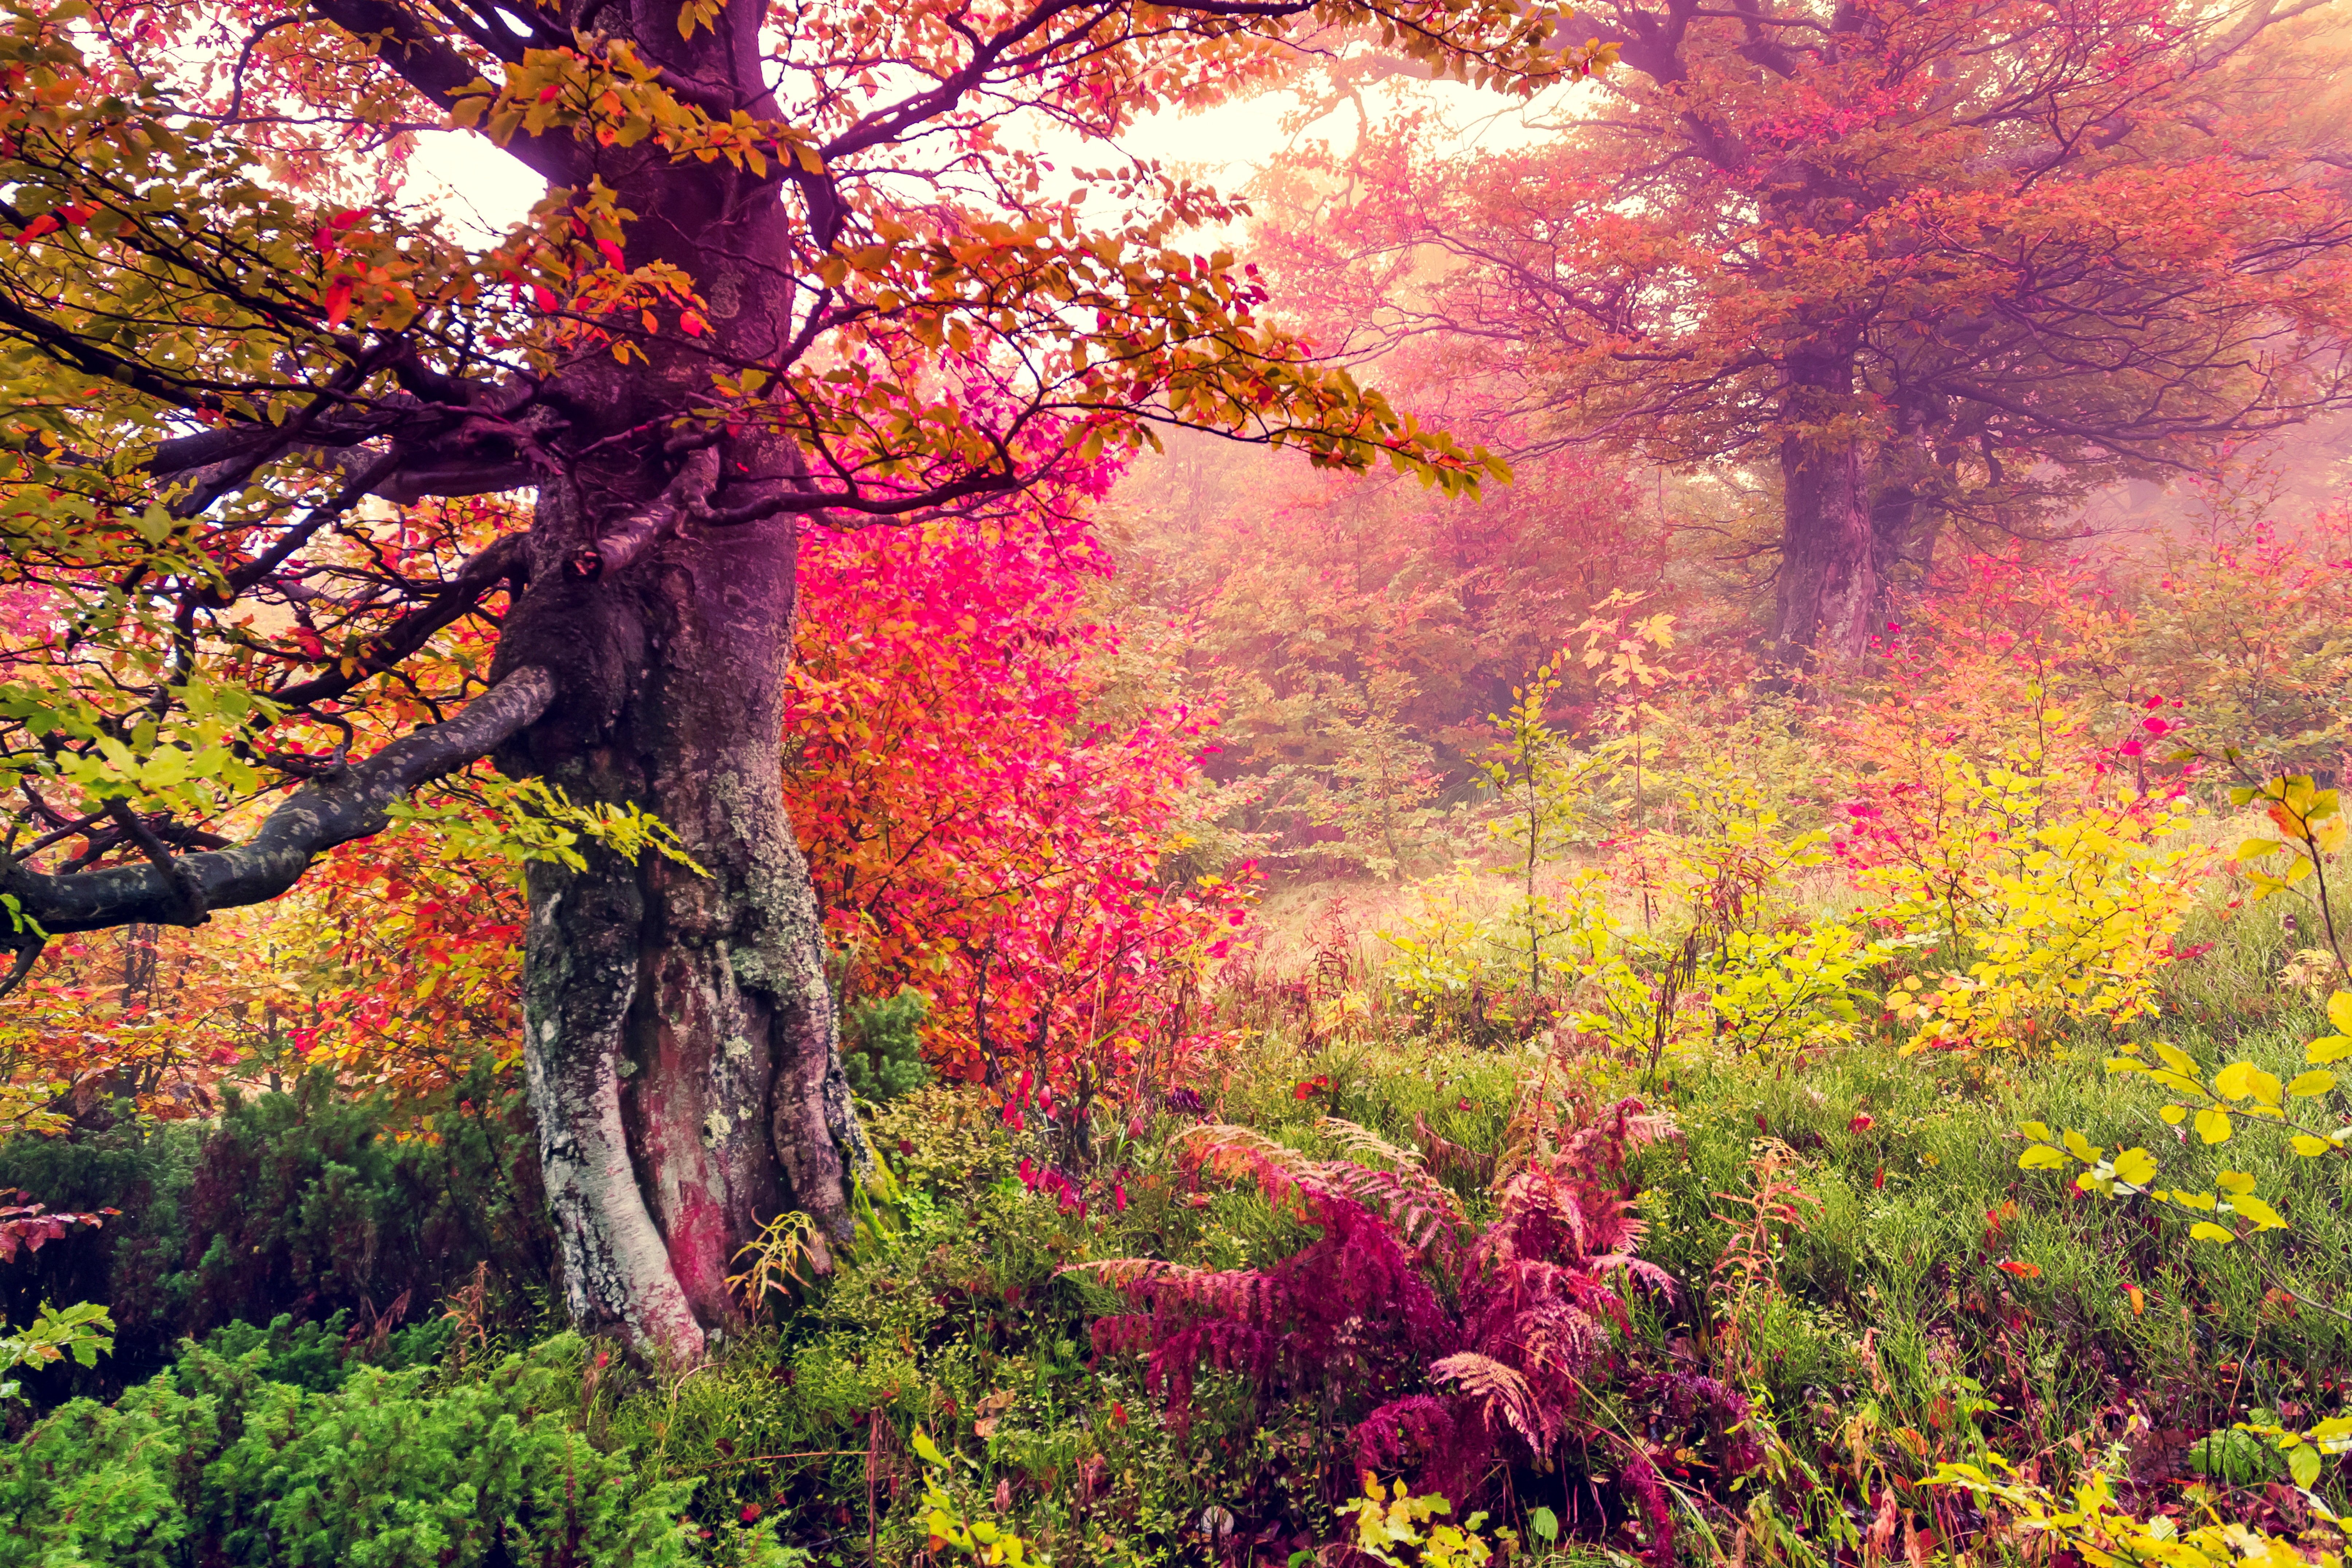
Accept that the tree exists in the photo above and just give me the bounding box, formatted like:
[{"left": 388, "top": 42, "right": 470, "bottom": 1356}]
[
  {"left": 1258, "top": 0, "right": 2352, "bottom": 671},
  {"left": 1114, "top": 427, "right": 1657, "bottom": 867},
  {"left": 0, "top": 0, "right": 1606, "bottom": 1355}
]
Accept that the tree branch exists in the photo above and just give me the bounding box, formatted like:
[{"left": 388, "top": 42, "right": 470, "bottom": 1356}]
[
  {"left": 3, "top": 665, "right": 556, "bottom": 937},
  {"left": 308, "top": 0, "right": 581, "bottom": 184},
  {"left": 267, "top": 532, "right": 530, "bottom": 709}
]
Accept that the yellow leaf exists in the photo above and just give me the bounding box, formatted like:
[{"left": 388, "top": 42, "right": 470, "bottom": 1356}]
[
  {"left": 2156, "top": 1042, "right": 2198, "bottom": 1076},
  {"left": 2062, "top": 1129, "right": 2101, "bottom": 1162},
  {"left": 2292, "top": 1134, "right": 2336, "bottom": 1157},
  {"left": 2195, "top": 1107, "right": 2233, "bottom": 1145},
  {"left": 2188, "top": 1221, "right": 2238, "bottom": 1246},
  {"left": 2111, "top": 1147, "right": 2158, "bottom": 1186},
  {"left": 2159, "top": 1104, "right": 2188, "bottom": 1125},
  {"left": 2232, "top": 1195, "right": 2287, "bottom": 1231},
  {"left": 2289, "top": 1070, "right": 2335, "bottom": 1098},
  {"left": 2329, "top": 992, "right": 2352, "bottom": 1035}
]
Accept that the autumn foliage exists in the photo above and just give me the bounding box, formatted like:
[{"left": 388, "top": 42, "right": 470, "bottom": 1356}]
[{"left": 784, "top": 486, "right": 1251, "bottom": 1092}]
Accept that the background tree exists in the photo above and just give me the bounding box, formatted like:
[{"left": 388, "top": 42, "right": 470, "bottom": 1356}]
[
  {"left": 1259, "top": 0, "right": 2352, "bottom": 671},
  {"left": 1113, "top": 426, "right": 1657, "bottom": 872},
  {"left": 0, "top": 0, "right": 1604, "bottom": 1355}
]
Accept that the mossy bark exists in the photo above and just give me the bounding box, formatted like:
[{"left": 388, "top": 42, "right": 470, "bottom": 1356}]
[{"left": 508, "top": 509, "right": 865, "bottom": 1358}]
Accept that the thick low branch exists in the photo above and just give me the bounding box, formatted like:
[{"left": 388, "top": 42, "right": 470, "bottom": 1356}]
[
  {"left": 150, "top": 399, "right": 548, "bottom": 509},
  {"left": 309, "top": 0, "right": 580, "bottom": 185},
  {"left": 267, "top": 532, "right": 530, "bottom": 709},
  {"left": 3, "top": 666, "right": 556, "bottom": 935}
]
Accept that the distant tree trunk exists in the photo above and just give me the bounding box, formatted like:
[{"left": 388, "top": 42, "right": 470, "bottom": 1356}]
[
  {"left": 1865, "top": 390, "right": 1947, "bottom": 624},
  {"left": 1768, "top": 346, "right": 1879, "bottom": 674}
]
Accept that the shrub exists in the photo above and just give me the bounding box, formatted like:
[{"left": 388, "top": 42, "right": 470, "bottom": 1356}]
[
  {"left": 843, "top": 989, "right": 931, "bottom": 1105},
  {"left": 1072, "top": 1100, "right": 1754, "bottom": 1564},
  {"left": 0, "top": 1332, "right": 803, "bottom": 1567},
  {"left": 0, "top": 1062, "right": 554, "bottom": 1399}
]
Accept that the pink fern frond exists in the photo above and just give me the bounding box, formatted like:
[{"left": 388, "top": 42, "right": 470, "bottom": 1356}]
[
  {"left": 1179, "top": 1119, "right": 1470, "bottom": 1263},
  {"left": 1061, "top": 1259, "right": 1286, "bottom": 1324},
  {"left": 1429, "top": 1350, "right": 1554, "bottom": 1450}
]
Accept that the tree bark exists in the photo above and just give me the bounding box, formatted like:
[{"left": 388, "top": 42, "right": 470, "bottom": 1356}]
[
  {"left": 507, "top": 509, "right": 863, "bottom": 1357},
  {"left": 1768, "top": 346, "right": 1879, "bottom": 675},
  {"left": 472, "top": 0, "right": 869, "bottom": 1357}
]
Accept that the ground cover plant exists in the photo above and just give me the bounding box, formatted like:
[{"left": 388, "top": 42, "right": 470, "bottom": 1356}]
[{"left": 7, "top": 509, "right": 2352, "bottom": 1564}]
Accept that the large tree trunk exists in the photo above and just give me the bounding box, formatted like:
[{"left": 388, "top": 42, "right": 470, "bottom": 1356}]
[
  {"left": 1768, "top": 346, "right": 1879, "bottom": 674},
  {"left": 502, "top": 505, "right": 863, "bottom": 1357},
  {"left": 480, "top": 3, "right": 867, "bottom": 1361}
]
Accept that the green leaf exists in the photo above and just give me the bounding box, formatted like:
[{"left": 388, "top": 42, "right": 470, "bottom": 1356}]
[
  {"left": 912, "top": 1427, "right": 947, "bottom": 1466},
  {"left": 2292, "top": 1441, "right": 2323, "bottom": 1490}
]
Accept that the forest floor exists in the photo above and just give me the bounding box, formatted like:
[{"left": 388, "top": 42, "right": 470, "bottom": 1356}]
[{"left": 2, "top": 867, "right": 2347, "bottom": 1568}]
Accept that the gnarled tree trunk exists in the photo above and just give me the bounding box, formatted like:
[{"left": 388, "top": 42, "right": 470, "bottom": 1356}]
[
  {"left": 499, "top": 497, "right": 863, "bottom": 1357},
  {"left": 477, "top": 9, "right": 868, "bottom": 1360}
]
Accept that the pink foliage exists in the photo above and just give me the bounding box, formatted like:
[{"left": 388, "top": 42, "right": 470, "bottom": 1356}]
[
  {"left": 783, "top": 484, "right": 1253, "bottom": 1096},
  {"left": 1072, "top": 1100, "right": 1753, "bottom": 1561},
  {"left": 0, "top": 1189, "right": 111, "bottom": 1264}
]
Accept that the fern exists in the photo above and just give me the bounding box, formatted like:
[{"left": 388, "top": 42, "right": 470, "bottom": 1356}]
[
  {"left": 1058, "top": 1260, "right": 1285, "bottom": 1325},
  {"left": 1428, "top": 1351, "right": 1551, "bottom": 1450},
  {"left": 1177, "top": 1120, "right": 1472, "bottom": 1265},
  {"left": 1076, "top": 1095, "right": 1757, "bottom": 1565}
]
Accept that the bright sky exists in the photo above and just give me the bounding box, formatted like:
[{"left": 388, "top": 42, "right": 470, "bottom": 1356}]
[{"left": 403, "top": 72, "right": 1568, "bottom": 245}]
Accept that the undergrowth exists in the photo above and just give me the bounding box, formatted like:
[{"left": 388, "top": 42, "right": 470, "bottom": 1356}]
[{"left": 4, "top": 889, "right": 2351, "bottom": 1565}]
